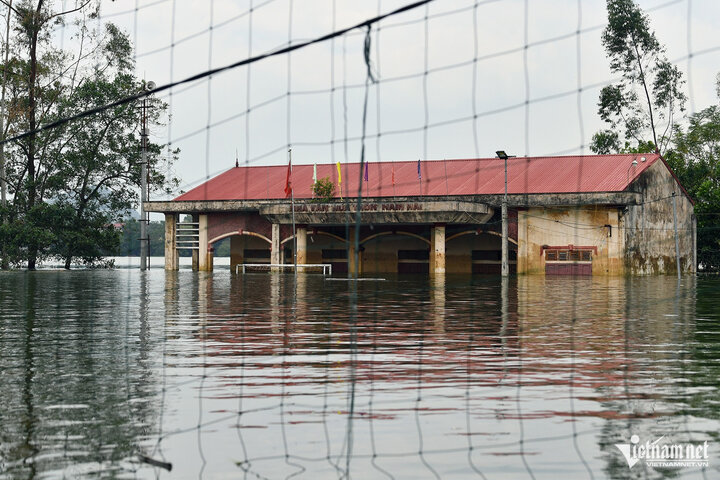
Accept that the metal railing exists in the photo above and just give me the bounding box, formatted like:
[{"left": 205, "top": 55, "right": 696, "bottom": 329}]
[
  {"left": 176, "top": 222, "right": 199, "bottom": 250},
  {"left": 236, "top": 263, "right": 332, "bottom": 275}
]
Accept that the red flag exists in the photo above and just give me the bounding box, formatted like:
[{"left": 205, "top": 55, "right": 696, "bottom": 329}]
[
  {"left": 284, "top": 162, "right": 292, "bottom": 197},
  {"left": 391, "top": 166, "right": 395, "bottom": 186}
]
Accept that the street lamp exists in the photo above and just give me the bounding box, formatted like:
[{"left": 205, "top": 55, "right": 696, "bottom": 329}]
[
  {"left": 140, "top": 80, "right": 155, "bottom": 271},
  {"left": 496, "top": 150, "right": 515, "bottom": 277},
  {"left": 626, "top": 159, "right": 638, "bottom": 185}
]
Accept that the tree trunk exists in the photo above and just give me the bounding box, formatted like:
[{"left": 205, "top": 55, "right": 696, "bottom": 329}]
[
  {"left": 632, "top": 38, "right": 658, "bottom": 150},
  {"left": 26, "top": 3, "right": 43, "bottom": 271},
  {"left": 64, "top": 256, "right": 71, "bottom": 270},
  {"left": 0, "top": 0, "right": 11, "bottom": 270}
]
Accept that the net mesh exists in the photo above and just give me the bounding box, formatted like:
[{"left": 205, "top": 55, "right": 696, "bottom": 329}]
[{"left": 0, "top": 0, "right": 718, "bottom": 478}]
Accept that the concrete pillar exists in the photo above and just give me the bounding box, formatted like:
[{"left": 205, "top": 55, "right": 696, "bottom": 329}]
[
  {"left": 230, "top": 235, "right": 245, "bottom": 273},
  {"left": 164, "top": 213, "right": 179, "bottom": 271},
  {"left": 206, "top": 247, "right": 214, "bottom": 272},
  {"left": 271, "top": 223, "right": 281, "bottom": 266},
  {"left": 191, "top": 214, "right": 199, "bottom": 271},
  {"left": 430, "top": 229, "right": 435, "bottom": 273},
  {"left": 430, "top": 224, "right": 445, "bottom": 276},
  {"left": 296, "top": 226, "right": 307, "bottom": 265},
  {"left": 517, "top": 211, "right": 527, "bottom": 274},
  {"left": 198, "top": 214, "right": 209, "bottom": 271}
]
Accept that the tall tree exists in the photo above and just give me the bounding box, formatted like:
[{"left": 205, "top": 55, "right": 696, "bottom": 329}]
[
  {"left": 1, "top": 0, "right": 97, "bottom": 268},
  {"left": 0, "top": 1, "right": 178, "bottom": 269},
  {"left": 0, "top": 0, "right": 12, "bottom": 269},
  {"left": 665, "top": 77, "right": 720, "bottom": 271},
  {"left": 46, "top": 24, "right": 178, "bottom": 268},
  {"left": 590, "top": 0, "right": 686, "bottom": 155}
]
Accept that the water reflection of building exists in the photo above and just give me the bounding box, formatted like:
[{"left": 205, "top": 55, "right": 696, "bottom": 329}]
[
  {"left": 183, "top": 274, "right": 695, "bottom": 402},
  {"left": 518, "top": 275, "right": 704, "bottom": 479},
  {"left": 185, "top": 274, "right": 520, "bottom": 378},
  {"left": 147, "top": 154, "right": 696, "bottom": 276},
  {"left": 176, "top": 273, "right": 707, "bottom": 478}
]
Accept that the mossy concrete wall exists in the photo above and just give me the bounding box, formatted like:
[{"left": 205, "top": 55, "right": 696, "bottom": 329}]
[{"left": 621, "top": 160, "right": 695, "bottom": 275}]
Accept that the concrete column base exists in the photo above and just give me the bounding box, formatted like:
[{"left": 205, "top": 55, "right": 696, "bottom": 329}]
[
  {"left": 164, "top": 213, "right": 179, "bottom": 271},
  {"left": 230, "top": 234, "right": 245, "bottom": 273},
  {"left": 296, "top": 226, "right": 307, "bottom": 265},
  {"left": 198, "top": 214, "right": 210, "bottom": 271},
  {"left": 206, "top": 247, "right": 214, "bottom": 272},
  {"left": 271, "top": 223, "right": 281, "bottom": 270},
  {"left": 430, "top": 224, "right": 446, "bottom": 276},
  {"left": 191, "top": 215, "right": 199, "bottom": 271}
]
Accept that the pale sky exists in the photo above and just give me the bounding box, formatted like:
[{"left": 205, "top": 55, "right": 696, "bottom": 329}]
[{"left": 75, "top": 0, "right": 720, "bottom": 197}]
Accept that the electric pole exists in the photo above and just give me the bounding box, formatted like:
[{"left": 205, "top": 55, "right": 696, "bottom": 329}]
[
  {"left": 140, "top": 81, "right": 155, "bottom": 270},
  {"left": 496, "top": 150, "right": 515, "bottom": 277}
]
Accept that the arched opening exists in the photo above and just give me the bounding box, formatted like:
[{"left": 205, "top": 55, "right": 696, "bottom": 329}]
[
  {"left": 361, "top": 231, "right": 430, "bottom": 274},
  {"left": 446, "top": 230, "right": 517, "bottom": 274},
  {"left": 304, "top": 230, "right": 349, "bottom": 273},
  {"left": 209, "top": 231, "right": 272, "bottom": 270}
]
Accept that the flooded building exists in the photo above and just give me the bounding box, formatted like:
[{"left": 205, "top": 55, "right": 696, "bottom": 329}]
[{"left": 145, "top": 154, "right": 696, "bottom": 275}]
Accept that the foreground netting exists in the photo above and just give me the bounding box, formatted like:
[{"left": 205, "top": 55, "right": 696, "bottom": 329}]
[{"left": 0, "top": 0, "right": 718, "bottom": 478}]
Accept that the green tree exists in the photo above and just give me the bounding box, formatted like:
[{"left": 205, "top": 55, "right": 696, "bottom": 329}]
[
  {"left": 1, "top": 0, "right": 96, "bottom": 268},
  {"left": 116, "top": 219, "right": 168, "bottom": 258},
  {"left": 45, "top": 24, "right": 178, "bottom": 268},
  {"left": 666, "top": 96, "right": 720, "bottom": 271},
  {"left": 0, "top": 1, "right": 178, "bottom": 269},
  {"left": 590, "top": 0, "right": 685, "bottom": 155},
  {"left": 311, "top": 176, "right": 336, "bottom": 202}
]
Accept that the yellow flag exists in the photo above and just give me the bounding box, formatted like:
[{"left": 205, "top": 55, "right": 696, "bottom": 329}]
[{"left": 336, "top": 162, "right": 342, "bottom": 199}]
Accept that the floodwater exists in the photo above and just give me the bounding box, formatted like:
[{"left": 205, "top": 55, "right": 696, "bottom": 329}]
[{"left": 0, "top": 266, "right": 718, "bottom": 479}]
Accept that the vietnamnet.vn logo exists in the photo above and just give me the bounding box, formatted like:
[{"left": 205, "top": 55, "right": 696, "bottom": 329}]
[{"left": 615, "top": 435, "right": 710, "bottom": 469}]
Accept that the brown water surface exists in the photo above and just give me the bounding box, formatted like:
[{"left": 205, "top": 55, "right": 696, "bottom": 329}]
[{"left": 0, "top": 270, "right": 718, "bottom": 479}]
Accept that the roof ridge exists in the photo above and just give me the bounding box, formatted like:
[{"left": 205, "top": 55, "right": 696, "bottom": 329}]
[{"left": 219, "top": 153, "right": 659, "bottom": 168}]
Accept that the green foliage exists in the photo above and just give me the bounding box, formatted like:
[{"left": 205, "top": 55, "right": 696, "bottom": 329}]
[
  {"left": 211, "top": 236, "right": 231, "bottom": 257},
  {"left": 666, "top": 103, "right": 720, "bottom": 271},
  {"left": 311, "top": 176, "right": 336, "bottom": 202},
  {"left": 591, "top": 1, "right": 719, "bottom": 270},
  {"left": 0, "top": 4, "right": 179, "bottom": 269},
  {"left": 116, "top": 219, "right": 167, "bottom": 257},
  {"left": 590, "top": 0, "right": 685, "bottom": 154},
  {"left": 590, "top": 130, "right": 621, "bottom": 155},
  {"left": 116, "top": 219, "right": 225, "bottom": 258},
  {"left": 590, "top": 130, "right": 656, "bottom": 155}
]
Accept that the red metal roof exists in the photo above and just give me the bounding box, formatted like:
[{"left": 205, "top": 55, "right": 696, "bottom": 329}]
[{"left": 174, "top": 154, "right": 661, "bottom": 201}]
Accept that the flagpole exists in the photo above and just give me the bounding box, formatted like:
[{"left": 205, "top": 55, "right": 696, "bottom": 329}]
[
  {"left": 417, "top": 158, "right": 422, "bottom": 195},
  {"left": 289, "top": 148, "right": 296, "bottom": 276}
]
